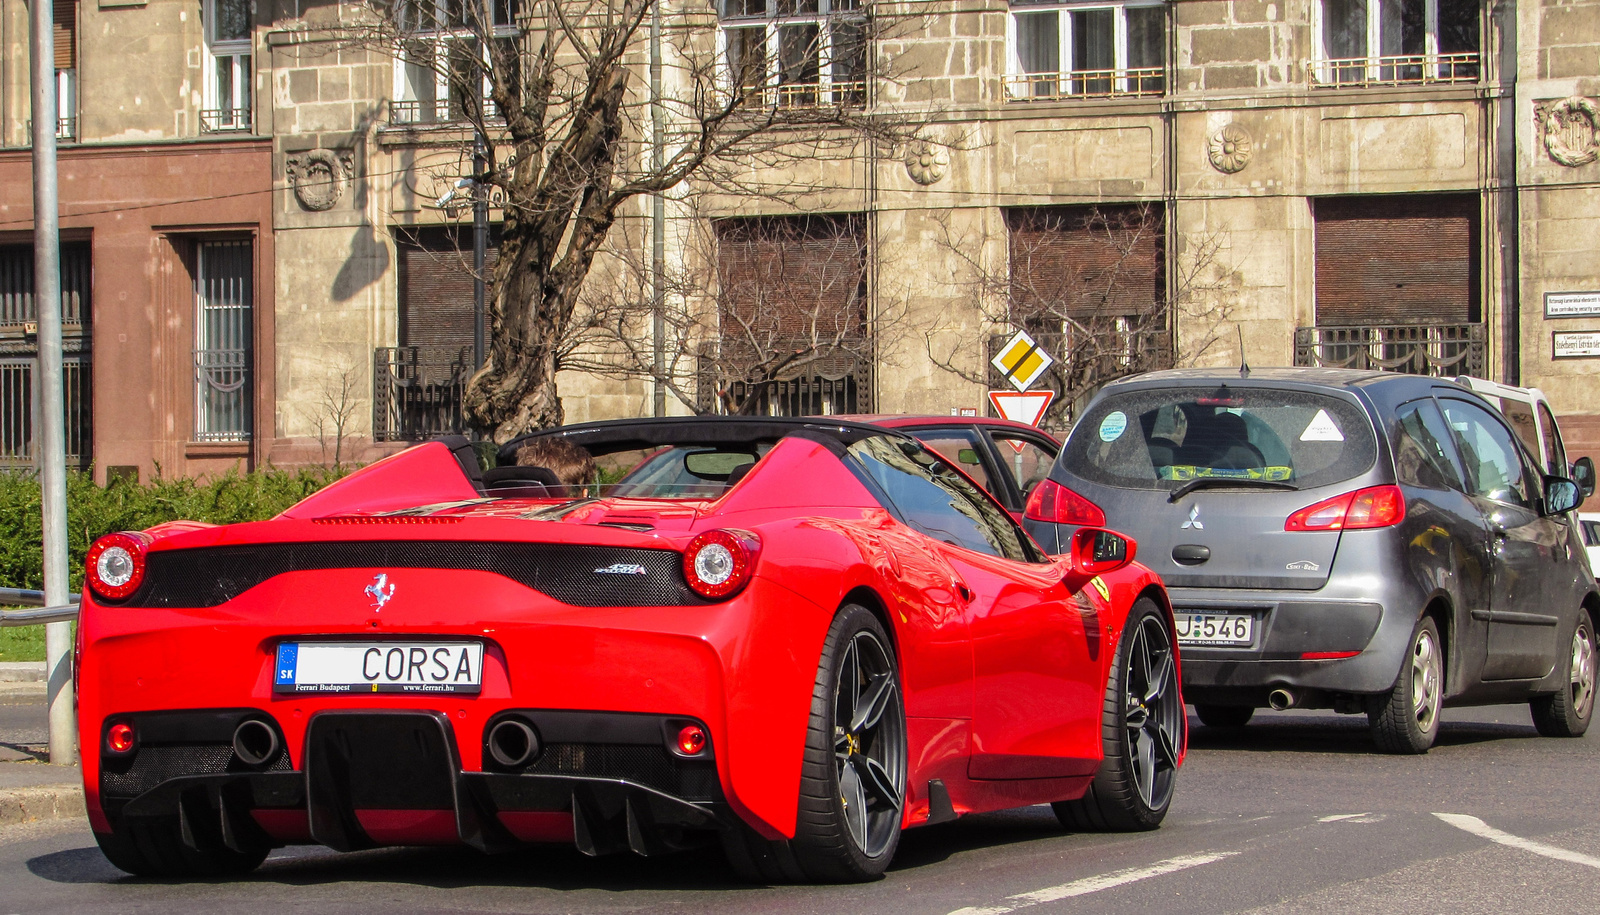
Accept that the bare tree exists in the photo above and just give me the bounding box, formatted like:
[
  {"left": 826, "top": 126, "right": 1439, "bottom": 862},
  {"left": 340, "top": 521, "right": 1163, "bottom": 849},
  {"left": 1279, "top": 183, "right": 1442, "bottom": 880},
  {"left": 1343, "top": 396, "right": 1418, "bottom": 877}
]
[
  {"left": 340, "top": 0, "right": 926, "bottom": 440},
  {"left": 305, "top": 365, "right": 362, "bottom": 469},
  {"left": 926, "top": 204, "right": 1238, "bottom": 429},
  {"left": 567, "top": 210, "right": 911, "bottom": 415}
]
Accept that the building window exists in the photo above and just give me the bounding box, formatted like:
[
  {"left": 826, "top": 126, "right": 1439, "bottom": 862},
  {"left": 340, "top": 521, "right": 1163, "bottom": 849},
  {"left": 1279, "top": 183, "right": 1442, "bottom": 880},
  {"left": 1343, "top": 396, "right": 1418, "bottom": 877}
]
[
  {"left": 1005, "top": 2, "right": 1164, "bottom": 100},
  {"left": 718, "top": 0, "right": 868, "bottom": 109},
  {"left": 1001, "top": 205, "right": 1170, "bottom": 401},
  {"left": 707, "top": 215, "right": 870, "bottom": 415},
  {"left": 1312, "top": 0, "right": 1479, "bottom": 86},
  {"left": 391, "top": 0, "right": 519, "bottom": 125},
  {"left": 0, "top": 242, "right": 93, "bottom": 469},
  {"left": 54, "top": 1, "right": 77, "bottom": 139},
  {"left": 1297, "top": 194, "right": 1484, "bottom": 377},
  {"left": 202, "top": 0, "right": 252, "bottom": 131},
  {"left": 194, "top": 241, "right": 253, "bottom": 442}
]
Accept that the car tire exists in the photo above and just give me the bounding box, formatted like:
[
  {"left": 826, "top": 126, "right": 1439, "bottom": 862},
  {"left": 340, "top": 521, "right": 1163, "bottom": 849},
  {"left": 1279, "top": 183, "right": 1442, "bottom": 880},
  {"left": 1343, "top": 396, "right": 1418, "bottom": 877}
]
[
  {"left": 1053, "top": 597, "right": 1183, "bottom": 832},
  {"left": 94, "top": 816, "right": 269, "bottom": 878},
  {"left": 1194, "top": 705, "right": 1254, "bottom": 729},
  {"left": 1368, "top": 615, "right": 1444, "bottom": 754},
  {"left": 1530, "top": 613, "right": 1597, "bottom": 738},
  {"left": 721, "top": 604, "right": 906, "bottom": 884}
]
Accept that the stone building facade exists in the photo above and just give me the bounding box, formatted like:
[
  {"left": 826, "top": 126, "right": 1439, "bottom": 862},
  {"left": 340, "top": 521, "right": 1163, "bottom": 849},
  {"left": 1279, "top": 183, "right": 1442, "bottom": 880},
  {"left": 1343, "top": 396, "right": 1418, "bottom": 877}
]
[{"left": 6, "top": 0, "right": 1600, "bottom": 472}]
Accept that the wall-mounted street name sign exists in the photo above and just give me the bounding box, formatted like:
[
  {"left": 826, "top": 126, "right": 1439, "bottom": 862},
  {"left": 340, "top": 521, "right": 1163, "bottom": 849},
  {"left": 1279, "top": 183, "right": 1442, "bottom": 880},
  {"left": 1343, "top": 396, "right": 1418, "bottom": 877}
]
[
  {"left": 1553, "top": 331, "right": 1600, "bottom": 359},
  {"left": 1545, "top": 292, "right": 1600, "bottom": 318}
]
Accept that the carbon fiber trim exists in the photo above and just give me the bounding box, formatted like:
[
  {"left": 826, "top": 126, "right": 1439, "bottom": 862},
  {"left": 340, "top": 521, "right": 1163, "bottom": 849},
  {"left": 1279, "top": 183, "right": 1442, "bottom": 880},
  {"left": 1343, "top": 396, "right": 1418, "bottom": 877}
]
[{"left": 118, "top": 542, "right": 707, "bottom": 608}]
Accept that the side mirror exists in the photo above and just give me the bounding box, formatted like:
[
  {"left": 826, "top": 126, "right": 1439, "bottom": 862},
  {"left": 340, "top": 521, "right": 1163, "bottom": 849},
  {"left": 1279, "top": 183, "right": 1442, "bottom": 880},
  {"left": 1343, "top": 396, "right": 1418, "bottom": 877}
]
[
  {"left": 1572, "top": 456, "right": 1595, "bottom": 501},
  {"left": 1062, "top": 527, "right": 1138, "bottom": 591},
  {"left": 1544, "top": 475, "right": 1580, "bottom": 516}
]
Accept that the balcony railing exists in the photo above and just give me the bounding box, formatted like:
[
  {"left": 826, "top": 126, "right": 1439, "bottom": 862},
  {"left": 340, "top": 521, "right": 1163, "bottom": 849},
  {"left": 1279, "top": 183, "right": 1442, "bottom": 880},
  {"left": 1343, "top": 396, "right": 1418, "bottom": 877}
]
[
  {"left": 1308, "top": 53, "right": 1480, "bottom": 88},
  {"left": 388, "top": 98, "right": 502, "bottom": 126},
  {"left": 373, "top": 346, "right": 473, "bottom": 442},
  {"left": 1004, "top": 68, "right": 1165, "bottom": 101},
  {"left": 1294, "top": 323, "right": 1485, "bottom": 377},
  {"left": 200, "top": 108, "right": 253, "bottom": 133}
]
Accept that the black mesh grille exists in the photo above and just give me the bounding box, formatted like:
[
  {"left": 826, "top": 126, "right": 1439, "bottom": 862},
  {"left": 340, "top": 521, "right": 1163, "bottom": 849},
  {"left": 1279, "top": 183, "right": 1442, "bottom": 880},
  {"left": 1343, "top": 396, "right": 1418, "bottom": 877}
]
[
  {"left": 527, "top": 744, "right": 718, "bottom": 801},
  {"left": 120, "top": 542, "right": 707, "bottom": 608},
  {"left": 100, "top": 743, "right": 292, "bottom": 800}
]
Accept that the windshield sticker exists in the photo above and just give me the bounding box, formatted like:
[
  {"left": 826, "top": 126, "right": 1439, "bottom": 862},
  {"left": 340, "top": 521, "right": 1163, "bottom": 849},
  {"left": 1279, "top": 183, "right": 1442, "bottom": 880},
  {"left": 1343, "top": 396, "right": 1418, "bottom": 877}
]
[
  {"left": 1300, "top": 409, "right": 1345, "bottom": 442},
  {"left": 1099, "top": 411, "right": 1128, "bottom": 442},
  {"left": 1158, "top": 465, "right": 1294, "bottom": 482}
]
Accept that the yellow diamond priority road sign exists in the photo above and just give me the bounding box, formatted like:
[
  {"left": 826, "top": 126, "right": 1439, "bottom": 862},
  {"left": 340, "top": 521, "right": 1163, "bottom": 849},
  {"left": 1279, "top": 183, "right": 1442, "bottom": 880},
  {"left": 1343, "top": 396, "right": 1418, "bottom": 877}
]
[{"left": 991, "top": 330, "right": 1055, "bottom": 392}]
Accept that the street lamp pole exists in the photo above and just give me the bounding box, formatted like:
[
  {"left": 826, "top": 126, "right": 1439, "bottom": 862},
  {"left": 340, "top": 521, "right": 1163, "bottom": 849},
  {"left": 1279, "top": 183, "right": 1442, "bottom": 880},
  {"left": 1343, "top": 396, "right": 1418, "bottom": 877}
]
[
  {"left": 650, "top": 0, "right": 666, "bottom": 417},
  {"left": 30, "top": 0, "right": 75, "bottom": 765}
]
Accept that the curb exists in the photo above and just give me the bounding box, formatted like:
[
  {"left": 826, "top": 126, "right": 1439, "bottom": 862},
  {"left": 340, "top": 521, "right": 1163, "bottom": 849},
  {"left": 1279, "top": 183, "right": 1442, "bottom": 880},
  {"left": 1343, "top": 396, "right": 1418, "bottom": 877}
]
[
  {"left": 0, "top": 784, "right": 85, "bottom": 826},
  {"left": 0, "top": 662, "right": 47, "bottom": 683}
]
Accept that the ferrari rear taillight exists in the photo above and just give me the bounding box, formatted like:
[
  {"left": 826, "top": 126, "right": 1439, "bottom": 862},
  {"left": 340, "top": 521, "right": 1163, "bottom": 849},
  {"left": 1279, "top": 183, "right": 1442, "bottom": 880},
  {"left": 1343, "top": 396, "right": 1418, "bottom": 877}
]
[
  {"left": 1024, "top": 479, "right": 1107, "bottom": 527},
  {"left": 106, "top": 722, "right": 136, "bottom": 755},
  {"left": 676, "top": 725, "right": 707, "bottom": 756},
  {"left": 86, "top": 531, "right": 152, "bottom": 601},
  {"left": 1285, "top": 485, "right": 1405, "bottom": 532},
  {"left": 682, "top": 529, "right": 760, "bottom": 599}
]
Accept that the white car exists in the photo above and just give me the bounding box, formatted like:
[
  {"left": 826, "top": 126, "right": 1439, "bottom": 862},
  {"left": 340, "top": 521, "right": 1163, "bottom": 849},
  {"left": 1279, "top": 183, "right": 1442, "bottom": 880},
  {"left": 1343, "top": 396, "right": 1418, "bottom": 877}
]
[
  {"left": 1453, "top": 375, "right": 1595, "bottom": 500},
  {"left": 1580, "top": 512, "right": 1600, "bottom": 581}
]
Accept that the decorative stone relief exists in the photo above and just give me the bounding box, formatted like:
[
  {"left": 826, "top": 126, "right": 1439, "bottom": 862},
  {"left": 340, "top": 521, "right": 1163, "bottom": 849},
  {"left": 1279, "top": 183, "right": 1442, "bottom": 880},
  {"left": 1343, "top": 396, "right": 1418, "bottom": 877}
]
[
  {"left": 904, "top": 140, "right": 949, "bottom": 186},
  {"left": 1207, "top": 123, "right": 1253, "bottom": 174},
  {"left": 286, "top": 148, "right": 355, "bottom": 211},
  {"left": 1542, "top": 97, "right": 1600, "bottom": 167}
]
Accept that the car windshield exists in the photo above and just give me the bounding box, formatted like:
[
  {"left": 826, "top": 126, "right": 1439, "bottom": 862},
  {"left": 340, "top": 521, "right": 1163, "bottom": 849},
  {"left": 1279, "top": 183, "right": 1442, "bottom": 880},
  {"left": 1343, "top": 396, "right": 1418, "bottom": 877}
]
[{"left": 1062, "top": 385, "right": 1377, "bottom": 492}]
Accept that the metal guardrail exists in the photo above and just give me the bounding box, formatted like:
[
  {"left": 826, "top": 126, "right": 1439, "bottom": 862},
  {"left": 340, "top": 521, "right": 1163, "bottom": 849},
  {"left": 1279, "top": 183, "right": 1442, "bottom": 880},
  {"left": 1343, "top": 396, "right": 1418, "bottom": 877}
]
[{"left": 0, "top": 587, "right": 80, "bottom": 626}]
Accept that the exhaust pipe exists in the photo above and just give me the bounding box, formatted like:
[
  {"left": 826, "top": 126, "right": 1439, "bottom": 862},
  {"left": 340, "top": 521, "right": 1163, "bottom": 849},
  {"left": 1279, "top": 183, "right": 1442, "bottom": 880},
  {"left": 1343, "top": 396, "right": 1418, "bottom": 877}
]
[
  {"left": 1267, "top": 688, "right": 1297, "bottom": 711},
  {"left": 487, "top": 719, "right": 540, "bottom": 769},
  {"left": 232, "top": 719, "right": 280, "bottom": 767}
]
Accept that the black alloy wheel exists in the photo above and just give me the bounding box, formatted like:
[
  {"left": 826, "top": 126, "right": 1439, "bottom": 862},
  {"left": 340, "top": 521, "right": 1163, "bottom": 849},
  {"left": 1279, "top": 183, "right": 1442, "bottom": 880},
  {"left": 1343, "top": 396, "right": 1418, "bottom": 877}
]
[
  {"left": 1055, "top": 597, "right": 1183, "bottom": 831},
  {"left": 721, "top": 604, "right": 907, "bottom": 883}
]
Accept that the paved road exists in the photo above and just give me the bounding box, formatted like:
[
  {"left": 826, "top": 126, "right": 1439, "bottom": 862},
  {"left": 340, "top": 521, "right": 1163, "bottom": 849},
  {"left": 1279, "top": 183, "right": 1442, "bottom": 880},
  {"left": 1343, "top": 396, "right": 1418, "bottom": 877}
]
[{"left": 1, "top": 704, "right": 1596, "bottom": 914}]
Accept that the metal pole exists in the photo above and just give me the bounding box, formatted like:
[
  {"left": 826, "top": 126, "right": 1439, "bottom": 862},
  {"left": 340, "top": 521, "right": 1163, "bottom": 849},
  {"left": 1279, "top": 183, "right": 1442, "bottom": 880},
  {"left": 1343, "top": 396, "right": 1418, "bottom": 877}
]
[
  {"left": 650, "top": 0, "right": 666, "bottom": 417},
  {"left": 473, "top": 134, "right": 487, "bottom": 372},
  {"left": 30, "top": 0, "right": 76, "bottom": 765}
]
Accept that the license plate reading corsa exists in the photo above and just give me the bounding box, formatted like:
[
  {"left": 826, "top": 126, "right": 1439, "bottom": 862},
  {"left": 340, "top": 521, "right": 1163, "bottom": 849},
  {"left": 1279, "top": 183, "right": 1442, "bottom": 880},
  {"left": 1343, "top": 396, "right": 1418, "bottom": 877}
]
[
  {"left": 1174, "top": 613, "right": 1253, "bottom": 646},
  {"left": 273, "top": 642, "right": 483, "bottom": 694}
]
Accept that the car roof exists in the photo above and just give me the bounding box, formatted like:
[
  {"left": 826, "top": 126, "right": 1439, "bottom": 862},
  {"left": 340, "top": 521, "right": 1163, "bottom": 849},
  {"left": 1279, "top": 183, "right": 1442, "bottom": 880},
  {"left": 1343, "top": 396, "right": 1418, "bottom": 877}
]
[
  {"left": 835, "top": 413, "right": 1059, "bottom": 439},
  {"left": 1104, "top": 366, "right": 1463, "bottom": 394}
]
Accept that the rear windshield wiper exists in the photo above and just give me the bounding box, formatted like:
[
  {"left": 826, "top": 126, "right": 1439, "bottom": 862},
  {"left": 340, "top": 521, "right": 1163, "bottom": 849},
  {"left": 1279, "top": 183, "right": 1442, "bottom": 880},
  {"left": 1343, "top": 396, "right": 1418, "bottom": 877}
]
[{"left": 1167, "top": 478, "right": 1299, "bottom": 503}]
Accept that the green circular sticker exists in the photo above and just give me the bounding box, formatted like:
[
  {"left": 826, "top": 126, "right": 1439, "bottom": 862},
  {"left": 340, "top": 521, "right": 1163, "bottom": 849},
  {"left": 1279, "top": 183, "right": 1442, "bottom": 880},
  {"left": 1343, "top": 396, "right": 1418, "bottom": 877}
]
[{"left": 1099, "top": 411, "right": 1128, "bottom": 442}]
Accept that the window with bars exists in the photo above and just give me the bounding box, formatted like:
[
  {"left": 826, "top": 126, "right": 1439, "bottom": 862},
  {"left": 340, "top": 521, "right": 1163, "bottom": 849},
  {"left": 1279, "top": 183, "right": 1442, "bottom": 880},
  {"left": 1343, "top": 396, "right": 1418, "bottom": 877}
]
[
  {"left": 194, "top": 241, "right": 253, "bottom": 442},
  {"left": 0, "top": 243, "right": 93, "bottom": 469},
  {"left": 719, "top": 0, "right": 867, "bottom": 108},
  {"left": 1006, "top": 2, "right": 1165, "bottom": 100},
  {"left": 203, "top": 0, "right": 252, "bottom": 131},
  {"left": 392, "top": 0, "right": 520, "bottom": 124},
  {"left": 1312, "top": 0, "right": 1479, "bottom": 86}
]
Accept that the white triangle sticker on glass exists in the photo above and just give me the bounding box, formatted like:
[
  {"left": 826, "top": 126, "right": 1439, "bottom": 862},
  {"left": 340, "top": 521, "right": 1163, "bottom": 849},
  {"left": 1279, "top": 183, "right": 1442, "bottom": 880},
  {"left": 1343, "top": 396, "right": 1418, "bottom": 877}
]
[{"left": 1300, "top": 409, "right": 1344, "bottom": 442}]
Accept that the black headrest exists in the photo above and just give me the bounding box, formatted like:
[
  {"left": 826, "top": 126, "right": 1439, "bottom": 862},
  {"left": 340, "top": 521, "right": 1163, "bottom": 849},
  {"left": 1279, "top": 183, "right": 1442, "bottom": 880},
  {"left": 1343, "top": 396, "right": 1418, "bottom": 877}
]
[
  {"left": 724, "top": 461, "right": 756, "bottom": 488},
  {"left": 483, "top": 465, "right": 562, "bottom": 488}
]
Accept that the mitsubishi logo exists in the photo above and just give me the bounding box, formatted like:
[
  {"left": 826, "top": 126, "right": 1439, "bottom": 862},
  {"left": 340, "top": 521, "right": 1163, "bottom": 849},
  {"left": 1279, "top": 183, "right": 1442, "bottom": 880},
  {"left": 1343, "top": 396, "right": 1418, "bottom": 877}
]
[
  {"left": 1181, "top": 504, "right": 1204, "bottom": 530},
  {"left": 364, "top": 573, "right": 396, "bottom": 611}
]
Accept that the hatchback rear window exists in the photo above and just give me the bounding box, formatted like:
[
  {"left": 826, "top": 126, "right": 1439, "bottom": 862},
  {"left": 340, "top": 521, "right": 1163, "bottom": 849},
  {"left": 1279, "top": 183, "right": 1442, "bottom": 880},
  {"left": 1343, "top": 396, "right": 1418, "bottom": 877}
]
[{"left": 1062, "top": 385, "right": 1378, "bottom": 492}]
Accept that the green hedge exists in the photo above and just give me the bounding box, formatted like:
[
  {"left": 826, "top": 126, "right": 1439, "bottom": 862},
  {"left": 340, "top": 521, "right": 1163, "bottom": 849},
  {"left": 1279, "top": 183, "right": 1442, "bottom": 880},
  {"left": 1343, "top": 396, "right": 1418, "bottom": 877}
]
[{"left": 0, "top": 467, "right": 344, "bottom": 596}]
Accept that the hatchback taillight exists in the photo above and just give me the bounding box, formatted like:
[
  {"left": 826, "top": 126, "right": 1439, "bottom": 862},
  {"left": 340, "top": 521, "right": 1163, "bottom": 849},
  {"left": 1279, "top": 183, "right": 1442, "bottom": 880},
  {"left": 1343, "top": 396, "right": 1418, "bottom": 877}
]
[
  {"left": 682, "top": 529, "right": 761, "bottom": 599},
  {"left": 1024, "top": 479, "right": 1107, "bottom": 527},
  {"left": 1285, "top": 485, "right": 1406, "bottom": 532},
  {"left": 85, "top": 531, "right": 152, "bottom": 600}
]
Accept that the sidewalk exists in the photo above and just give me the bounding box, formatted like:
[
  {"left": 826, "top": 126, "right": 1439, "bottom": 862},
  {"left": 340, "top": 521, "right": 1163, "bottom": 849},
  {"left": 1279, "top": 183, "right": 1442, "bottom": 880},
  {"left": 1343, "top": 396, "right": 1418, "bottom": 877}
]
[{"left": 0, "top": 671, "right": 84, "bottom": 826}]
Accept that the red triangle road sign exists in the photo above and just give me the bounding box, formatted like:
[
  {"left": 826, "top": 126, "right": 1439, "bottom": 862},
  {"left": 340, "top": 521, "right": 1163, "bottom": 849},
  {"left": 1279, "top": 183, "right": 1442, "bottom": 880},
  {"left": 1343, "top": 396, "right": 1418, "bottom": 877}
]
[{"left": 988, "top": 390, "right": 1055, "bottom": 432}]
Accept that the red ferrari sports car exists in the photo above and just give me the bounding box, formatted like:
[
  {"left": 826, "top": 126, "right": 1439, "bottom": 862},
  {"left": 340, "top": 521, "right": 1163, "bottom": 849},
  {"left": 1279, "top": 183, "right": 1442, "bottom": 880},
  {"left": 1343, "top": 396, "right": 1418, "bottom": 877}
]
[{"left": 76, "top": 418, "right": 1183, "bottom": 882}]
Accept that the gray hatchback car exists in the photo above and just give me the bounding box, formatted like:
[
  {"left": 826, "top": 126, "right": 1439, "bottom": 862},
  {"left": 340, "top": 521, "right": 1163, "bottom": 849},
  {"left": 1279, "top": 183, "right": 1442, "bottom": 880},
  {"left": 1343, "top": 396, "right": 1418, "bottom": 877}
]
[{"left": 1025, "top": 368, "right": 1599, "bottom": 753}]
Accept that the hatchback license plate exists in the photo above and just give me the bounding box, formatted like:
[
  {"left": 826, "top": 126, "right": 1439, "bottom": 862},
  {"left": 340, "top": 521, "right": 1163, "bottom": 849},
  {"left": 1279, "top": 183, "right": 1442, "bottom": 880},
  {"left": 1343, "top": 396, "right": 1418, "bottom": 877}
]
[
  {"left": 273, "top": 641, "right": 484, "bottom": 694},
  {"left": 1174, "top": 613, "right": 1253, "bottom": 646}
]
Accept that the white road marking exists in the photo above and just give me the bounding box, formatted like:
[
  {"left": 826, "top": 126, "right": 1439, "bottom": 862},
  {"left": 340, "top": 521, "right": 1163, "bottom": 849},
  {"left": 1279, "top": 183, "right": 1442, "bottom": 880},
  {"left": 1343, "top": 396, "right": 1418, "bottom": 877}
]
[
  {"left": 946, "top": 851, "right": 1239, "bottom": 915},
  {"left": 1434, "top": 813, "right": 1600, "bottom": 870},
  {"left": 1319, "top": 813, "right": 1369, "bottom": 822}
]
